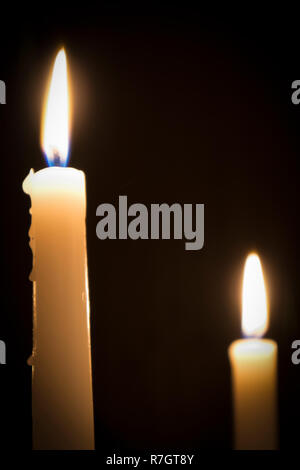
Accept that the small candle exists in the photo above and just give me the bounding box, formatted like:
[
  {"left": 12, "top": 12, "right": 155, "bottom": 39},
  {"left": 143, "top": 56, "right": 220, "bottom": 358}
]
[
  {"left": 23, "top": 49, "right": 94, "bottom": 449},
  {"left": 228, "top": 253, "right": 278, "bottom": 450}
]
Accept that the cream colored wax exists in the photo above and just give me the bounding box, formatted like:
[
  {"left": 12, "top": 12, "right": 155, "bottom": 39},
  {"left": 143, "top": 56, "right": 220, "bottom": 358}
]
[
  {"left": 228, "top": 338, "right": 277, "bottom": 450},
  {"left": 23, "top": 166, "right": 94, "bottom": 450}
]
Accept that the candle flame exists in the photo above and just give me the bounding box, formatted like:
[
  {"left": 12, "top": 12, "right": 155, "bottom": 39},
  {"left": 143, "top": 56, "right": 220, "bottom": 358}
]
[
  {"left": 242, "top": 253, "right": 268, "bottom": 338},
  {"left": 41, "top": 48, "right": 70, "bottom": 166}
]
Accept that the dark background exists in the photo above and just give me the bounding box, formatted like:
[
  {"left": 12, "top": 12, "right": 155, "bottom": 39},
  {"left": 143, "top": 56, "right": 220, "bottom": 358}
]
[{"left": 0, "top": 3, "right": 299, "bottom": 458}]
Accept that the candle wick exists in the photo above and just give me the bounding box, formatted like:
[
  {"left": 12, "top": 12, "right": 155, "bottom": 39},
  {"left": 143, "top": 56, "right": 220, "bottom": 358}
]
[{"left": 53, "top": 151, "right": 62, "bottom": 167}]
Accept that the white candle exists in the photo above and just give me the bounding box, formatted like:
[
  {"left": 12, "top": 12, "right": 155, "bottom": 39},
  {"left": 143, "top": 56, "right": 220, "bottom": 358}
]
[
  {"left": 228, "top": 253, "right": 278, "bottom": 450},
  {"left": 23, "top": 49, "right": 94, "bottom": 450}
]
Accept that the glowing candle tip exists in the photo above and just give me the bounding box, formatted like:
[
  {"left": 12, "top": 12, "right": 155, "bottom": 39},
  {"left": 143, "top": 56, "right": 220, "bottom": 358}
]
[
  {"left": 41, "top": 48, "right": 70, "bottom": 167},
  {"left": 242, "top": 252, "right": 268, "bottom": 338}
]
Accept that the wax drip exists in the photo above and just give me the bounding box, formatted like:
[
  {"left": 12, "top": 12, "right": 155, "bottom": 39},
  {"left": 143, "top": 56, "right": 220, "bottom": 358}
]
[
  {"left": 28, "top": 215, "right": 36, "bottom": 282},
  {"left": 23, "top": 169, "right": 37, "bottom": 366}
]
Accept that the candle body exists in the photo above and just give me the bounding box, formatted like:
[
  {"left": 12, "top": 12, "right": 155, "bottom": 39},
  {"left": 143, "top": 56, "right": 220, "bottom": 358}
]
[
  {"left": 228, "top": 339, "right": 277, "bottom": 450},
  {"left": 23, "top": 167, "right": 94, "bottom": 450}
]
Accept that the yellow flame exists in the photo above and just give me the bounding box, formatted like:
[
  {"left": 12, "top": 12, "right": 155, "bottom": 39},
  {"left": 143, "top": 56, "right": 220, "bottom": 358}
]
[
  {"left": 41, "top": 48, "right": 70, "bottom": 166},
  {"left": 242, "top": 253, "right": 268, "bottom": 337}
]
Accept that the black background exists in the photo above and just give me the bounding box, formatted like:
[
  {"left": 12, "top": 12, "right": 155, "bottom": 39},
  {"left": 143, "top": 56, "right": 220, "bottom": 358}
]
[{"left": 0, "top": 3, "right": 299, "bottom": 459}]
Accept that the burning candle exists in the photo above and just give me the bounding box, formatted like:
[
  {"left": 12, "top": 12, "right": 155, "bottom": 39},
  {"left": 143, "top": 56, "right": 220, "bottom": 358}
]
[
  {"left": 23, "top": 49, "right": 94, "bottom": 449},
  {"left": 228, "top": 253, "right": 278, "bottom": 450}
]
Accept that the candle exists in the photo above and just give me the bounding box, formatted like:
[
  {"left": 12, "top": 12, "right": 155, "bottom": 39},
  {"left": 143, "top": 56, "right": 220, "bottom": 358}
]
[
  {"left": 23, "top": 49, "right": 94, "bottom": 450},
  {"left": 228, "top": 253, "right": 278, "bottom": 450}
]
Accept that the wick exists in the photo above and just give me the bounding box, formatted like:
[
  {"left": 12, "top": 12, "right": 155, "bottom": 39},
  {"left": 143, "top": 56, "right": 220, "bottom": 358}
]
[{"left": 53, "top": 151, "right": 62, "bottom": 167}]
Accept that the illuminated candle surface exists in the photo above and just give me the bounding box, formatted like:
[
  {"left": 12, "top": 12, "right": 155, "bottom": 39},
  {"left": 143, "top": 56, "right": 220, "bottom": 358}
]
[
  {"left": 23, "top": 49, "right": 94, "bottom": 450},
  {"left": 228, "top": 253, "right": 277, "bottom": 450}
]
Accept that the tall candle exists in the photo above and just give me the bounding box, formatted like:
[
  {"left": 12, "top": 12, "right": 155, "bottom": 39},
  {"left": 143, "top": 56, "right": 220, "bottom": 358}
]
[
  {"left": 228, "top": 253, "right": 277, "bottom": 450},
  {"left": 23, "top": 49, "right": 94, "bottom": 449}
]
